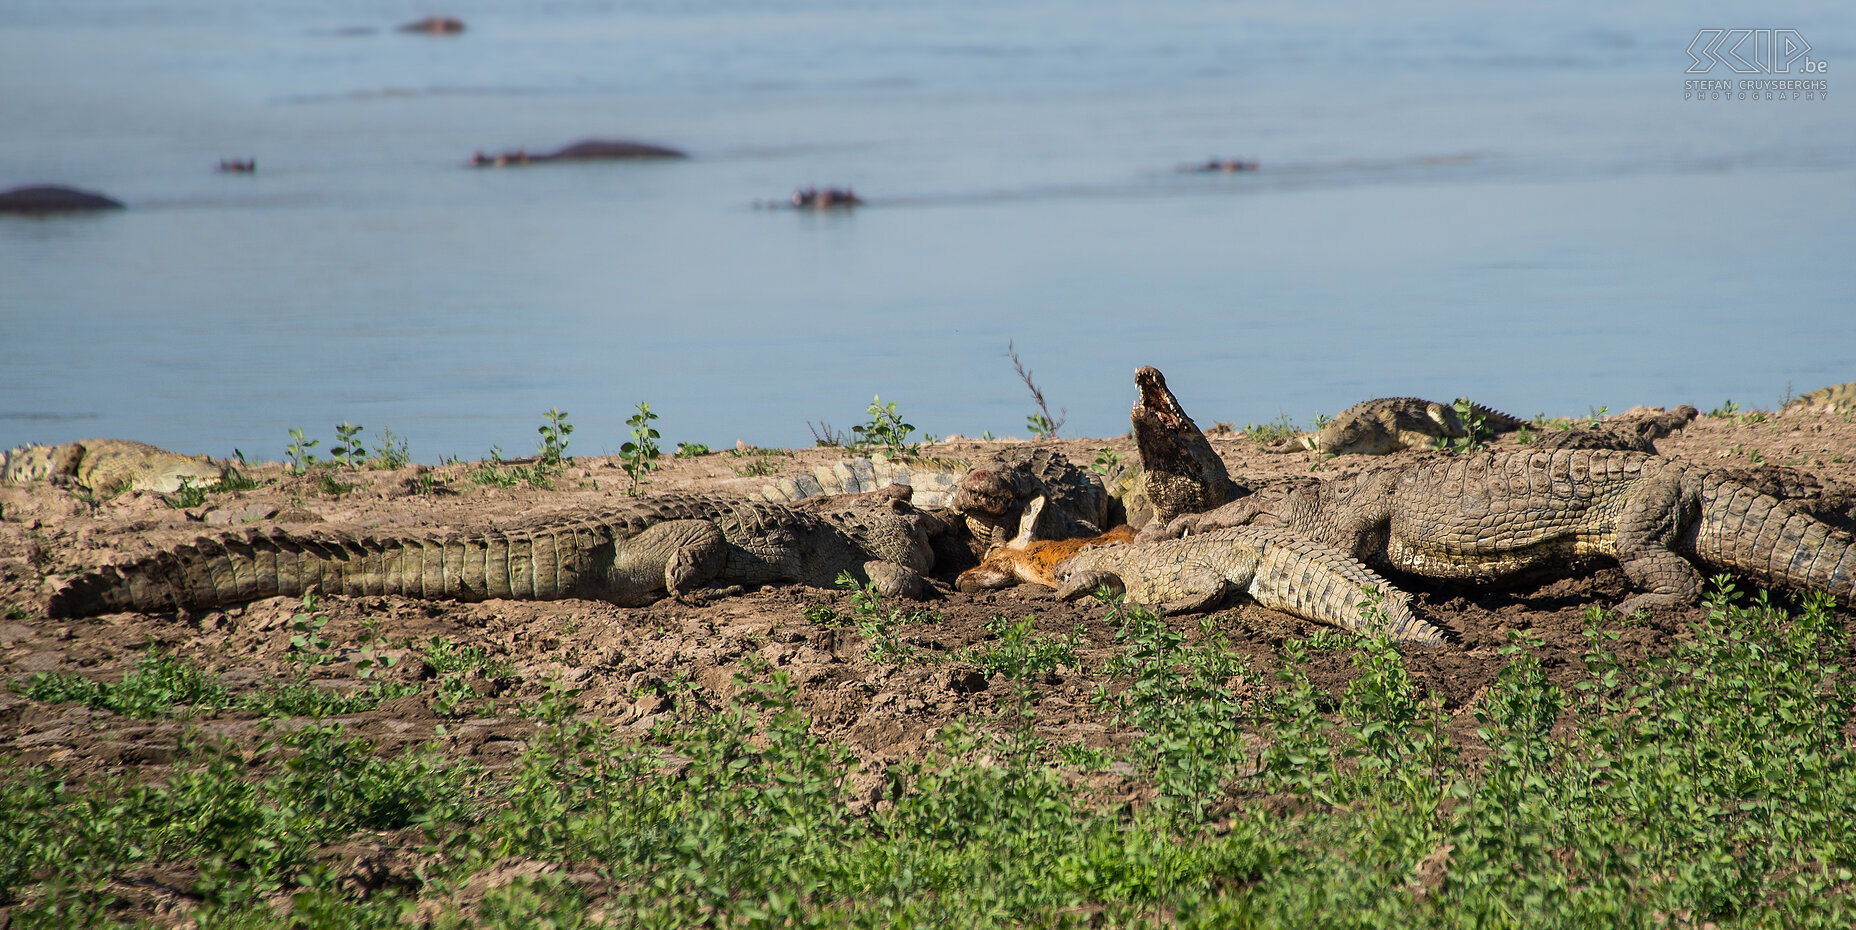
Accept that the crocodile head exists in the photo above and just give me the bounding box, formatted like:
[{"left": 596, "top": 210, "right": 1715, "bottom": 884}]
[{"left": 1130, "top": 366, "right": 1236, "bottom": 523}]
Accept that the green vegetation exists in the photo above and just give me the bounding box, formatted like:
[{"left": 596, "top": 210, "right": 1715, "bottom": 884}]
[
  {"left": 165, "top": 477, "right": 211, "bottom": 509},
  {"left": 950, "top": 614, "right": 1084, "bottom": 680},
  {"left": 468, "top": 409, "right": 577, "bottom": 490},
  {"left": 620, "top": 401, "right": 662, "bottom": 496},
  {"left": 288, "top": 423, "right": 410, "bottom": 474},
  {"left": 537, "top": 407, "right": 573, "bottom": 471},
  {"left": 1090, "top": 447, "right": 1122, "bottom": 475},
  {"left": 8, "top": 585, "right": 1856, "bottom": 925},
  {"left": 1433, "top": 397, "right": 1494, "bottom": 454},
  {"left": 1242, "top": 411, "right": 1303, "bottom": 446},
  {"left": 850, "top": 395, "right": 921, "bottom": 458},
  {"left": 675, "top": 441, "right": 711, "bottom": 458}
]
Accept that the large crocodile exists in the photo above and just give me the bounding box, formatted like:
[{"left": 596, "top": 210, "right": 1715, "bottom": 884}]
[
  {"left": 45, "top": 491, "right": 937, "bottom": 618},
  {"left": 1159, "top": 449, "right": 1856, "bottom": 614},
  {"left": 1296, "top": 397, "right": 1529, "bottom": 456},
  {"left": 3, "top": 439, "right": 231, "bottom": 495},
  {"left": 1054, "top": 526, "right": 1447, "bottom": 645}
]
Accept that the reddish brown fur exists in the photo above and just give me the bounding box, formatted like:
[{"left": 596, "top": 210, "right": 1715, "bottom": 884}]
[{"left": 956, "top": 525, "right": 1137, "bottom": 591}]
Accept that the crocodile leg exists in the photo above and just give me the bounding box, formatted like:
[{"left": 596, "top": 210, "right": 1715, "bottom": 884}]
[
  {"left": 608, "top": 519, "right": 730, "bottom": 604},
  {"left": 1611, "top": 469, "right": 1704, "bottom": 613}
]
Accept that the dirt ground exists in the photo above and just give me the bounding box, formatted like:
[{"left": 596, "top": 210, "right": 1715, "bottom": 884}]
[{"left": 3, "top": 397, "right": 1856, "bottom": 837}]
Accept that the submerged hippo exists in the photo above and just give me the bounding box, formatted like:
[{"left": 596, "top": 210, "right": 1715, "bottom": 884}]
[
  {"left": 1183, "top": 158, "right": 1260, "bottom": 173},
  {"left": 398, "top": 16, "right": 465, "bottom": 34},
  {"left": 787, "top": 186, "right": 863, "bottom": 209},
  {"left": 0, "top": 185, "right": 125, "bottom": 214},
  {"left": 468, "top": 138, "right": 688, "bottom": 166},
  {"left": 217, "top": 158, "right": 255, "bottom": 174}
]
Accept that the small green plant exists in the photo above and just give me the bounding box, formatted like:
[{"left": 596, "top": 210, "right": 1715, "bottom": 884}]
[
  {"left": 285, "top": 427, "right": 320, "bottom": 475},
  {"left": 619, "top": 402, "right": 661, "bottom": 496},
  {"left": 368, "top": 427, "right": 411, "bottom": 469},
  {"left": 316, "top": 470, "right": 354, "bottom": 497},
  {"left": 537, "top": 407, "right": 573, "bottom": 471},
  {"left": 1090, "top": 447, "right": 1121, "bottom": 475},
  {"left": 15, "top": 652, "right": 230, "bottom": 719},
  {"left": 471, "top": 447, "right": 522, "bottom": 489},
  {"left": 166, "top": 477, "right": 210, "bottom": 509},
  {"left": 850, "top": 395, "right": 920, "bottom": 457},
  {"left": 328, "top": 422, "right": 367, "bottom": 468},
  {"left": 218, "top": 469, "right": 262, "bottom": 492},
  {"left": 675, "top": 441, "right": 711, "bottom": 458},
  {"left": 733, "top": 458, "right": 780, "bottom": 478},
  {"left": 1007, "top": 340, "right": 1065, "bottom": 439},
  {"left": 287, "top": 596, "right": 338, "bottom": 669},
  {"left": 1433, "top": 397, "right": 1492, "bottom": 454},
  {"left": 837, "top": 570, "right": 934, "bottom": 664},
  {"left": 950, "top": 615, "right": 1084, "bottom": 680},
  {"left": 1243, "top": 412, "right": 1300, "bottom": 446},
  {"left": 1708, "top": 398, "right": 1741, "bottom": 418},
  {"left": 420, "top": 636, "right": 516, "bottom": 680}
]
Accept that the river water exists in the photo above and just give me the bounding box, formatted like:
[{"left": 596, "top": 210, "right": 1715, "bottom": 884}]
[{"left": 2, "top": 0, "right": 1851, "bottom": 462}]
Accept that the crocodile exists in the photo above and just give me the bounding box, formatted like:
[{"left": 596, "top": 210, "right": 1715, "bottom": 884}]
[
  {"left": 1784, "top": 383, "right": 1856, "bottom": 413},
  {"left": 1054, "top": 526, "right": 1447, "bottom": 645},
  {"left": 1159, "top": 449, "right": 1856, "bottom": 615},
  {"left": 1296, "top": 397, "right": 1529, "bottom": 456},
  {"left": 3, "top": 439, "right": 232, "bottom": 495},
  {"left": 1524, "top": 406, "right": 1697, "bottom": 455},
  {"left": 45, "top": 492, "right": 937, "bottom": 618}
]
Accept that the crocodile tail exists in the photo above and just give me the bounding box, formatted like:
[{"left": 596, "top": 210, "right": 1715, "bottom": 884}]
[
  {"left": 46, "top": 525, "right": 609, "bottom": 618},
  {"left": 1466, "top": 402, "right": 1529, "bottom": 433},
  {"left": 1693, "top": 473, "right": 1856, "bottom": 601},
  {"left": 1239, "top": 528, "right": 1448, "bottom": 645}
]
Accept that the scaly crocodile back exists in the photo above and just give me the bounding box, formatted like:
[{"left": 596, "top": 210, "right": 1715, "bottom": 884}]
[
  {"left": 1, "top": 439, "right": 227, "bottom": 494},
  {"left": 46, "top": 521, "right": 622, "bottom": 617},
  {"left": 1785, "top": 382, "right": 1856, "bottom": 412},
  {"left": 46, "top": 493, "right": 931, "bottom": 617},
  {"left": 753, "top": 452, "right": 969, "bottom": 509}
]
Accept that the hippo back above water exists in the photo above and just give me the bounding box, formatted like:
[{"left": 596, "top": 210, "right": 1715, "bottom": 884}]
[{"left": 0, "top": 185, "right": 125, "bottom": 215}]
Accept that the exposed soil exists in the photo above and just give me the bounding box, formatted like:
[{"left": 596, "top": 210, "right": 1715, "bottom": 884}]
[{"left": 3, "top": 400, "right": 1855, "bottom": 919}]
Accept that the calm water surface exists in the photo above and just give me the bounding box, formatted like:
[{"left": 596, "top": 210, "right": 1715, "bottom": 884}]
[{"left": 2, "top": 1, "right": 1851, "bottom": 461}]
